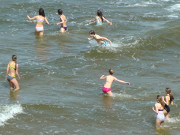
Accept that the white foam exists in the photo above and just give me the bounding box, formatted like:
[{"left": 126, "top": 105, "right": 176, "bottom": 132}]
[
  {"left": 167, "top": 4, "right": 180, "bottom": 12},
  {"left": 0, "top": 104, "right": 23, "bottom": 126},
  {"left": 112, "top": 93, "right": 132, "bottom": 98},
  {"left": 167, "top": 117, "right": 180, "bottom": 123}
]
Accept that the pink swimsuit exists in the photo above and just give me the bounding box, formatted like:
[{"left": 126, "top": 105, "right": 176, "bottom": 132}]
[{"left": 102, "top": 87, "right": 111, "bottom": 93}]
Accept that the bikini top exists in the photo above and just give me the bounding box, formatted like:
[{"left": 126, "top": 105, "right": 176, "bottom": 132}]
[
  {"left": 37, "top": 16, "right": 44, "bottom": 22},
  {"left": 9, "top": 61, "right": 16, "bottom": 70}
]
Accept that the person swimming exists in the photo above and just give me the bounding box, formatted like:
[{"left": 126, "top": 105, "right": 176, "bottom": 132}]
[
  {"left": 27, "top": 8, "right": 49, "bottom": 36},
  {"left": 152, "top": 95, "right": 165, "bottom": 129},
  {"left": 56, "top": 9, "right": 67, "bottom": 32},
  {"left": 162, "top": 88, "right": 174, "bottom": 120},
  {"left": 100, "top": 69, "right": 130, "bottom": 96},
  {"left": 6, "top": 55, "right": 20, "bottom": 91},
  {"left": 91, "top": 10, "right": 112, "bottom": 26},
  {"left": 88, "top": 30, "right": 112, "bottom": 46}
]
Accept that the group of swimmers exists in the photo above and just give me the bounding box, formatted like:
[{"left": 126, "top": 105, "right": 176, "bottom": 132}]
[
  {"left": 6, "top": 8, "right": 175, "bottom": 130},
  {"left": 27, "top": 8, "right": 112, "bottom": 46},
  {"left": 152, "top": 88, "right": 174, "bottom": 128}
]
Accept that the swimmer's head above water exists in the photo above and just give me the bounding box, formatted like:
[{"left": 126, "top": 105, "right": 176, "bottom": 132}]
[
  {"left": 58, "top": 9, "right": 63, "bottom": 15},
  {"left": 39, "top": 8, "right": 45, "bottom": 17},
  {"left": 109, "top": 69, "right": 114, "bottom": 75},
  {"left": 97, "top": 10, "right": 103, "bottom": 22},
  {"left": 89, "top": 30, "right": 95, "bottom": 37},
  {"left": 12, "top": 55, "right": 17, "bottom": 62}
]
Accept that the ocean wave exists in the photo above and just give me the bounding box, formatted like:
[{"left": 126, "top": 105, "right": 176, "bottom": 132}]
[{"left": 0, "top": 104, "right": 23, "bottom": 126}]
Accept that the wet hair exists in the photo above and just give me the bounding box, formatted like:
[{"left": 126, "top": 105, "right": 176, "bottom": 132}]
[
  {"left": 97, "top": 10, "right": 103, "bottom": 22},
  {"left": 89, "top": 30, "right": 95, "bottom": 35},
  {"left": 157, "top": 96, "right": 165, "bottom": 108},
  {"left": 109, "top": 69, "right": 114, "bottom": 75},
  {"left": 58, "top": 9, "right": 63, "bottom": 15},
  {"left": 12, "top": 55, "right": 17, "bottom": 61},
  {"left": 165, "top": 88, "right": 174, "bottom": 103},
  {"left": 39, "top": 8, "right": 45, "bottom": 17}
]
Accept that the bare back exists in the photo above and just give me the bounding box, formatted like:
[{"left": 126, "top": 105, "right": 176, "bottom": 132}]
[
  {"left": 104, "top": 75, "right": 115, "bottom": 88},
  {"left": 36, "top": 15, "right": 45, "bottom": 27},
  {"left": 94, "top": 34, "right": 104, "bottom": 44},
  {"left": 7, "top": 61, "right": 16, "bottom": 77}
]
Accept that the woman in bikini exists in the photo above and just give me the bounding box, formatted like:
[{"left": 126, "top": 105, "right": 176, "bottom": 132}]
[
  {"left": 91, "top": 10, "right": 112, "bottom": 26},
  {"left": 56, "top": 9, "right": 67, "bottom": 33},
  {"left": 152, "top": 95, "right": 165, "bottom": 128},
  {"left": 6, "top": 55, "right": 20, "bottom": 91},
  {"left": 100, "top": 69, "right": 130, "bottom": 96},
  {"left": 27, "top": 8, "right": 49, "bottom": 36},
  {"left": 162, "top": 88, "right": 174, "bottom": 120}
]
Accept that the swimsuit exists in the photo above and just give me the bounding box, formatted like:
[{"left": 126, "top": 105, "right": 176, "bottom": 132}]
[
  {"left": 7, "top": 74, "right": 15, "bottom": 81},
  {"left": 7, "top": 62, "right": 16, "bottom": 81},
  {"left": 101, "top": 41, "right": 107, "bottom": 47},
  {"left": 36, "top": 16, "right": 44, "bottom": 32},
  {"left": 102, "top": 87, "right": 111, "bottom": 93},
  {"left": 36, "top": 26, "right": 44, "bottom": 32},
  {"left": 157, "top": 109, "right": 165, "bottom": 121},
  {"left": 61, "top": 26, "right": 67, "bottom": 31},
  {"left": 96, "top": 16, "right": 103, "bottom": 25},
  {"left": 164, "top": 104, "right": 170, "bottom": 113}
]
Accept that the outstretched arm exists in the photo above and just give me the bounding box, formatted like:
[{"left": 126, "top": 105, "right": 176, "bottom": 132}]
[
  {"left": 99, "top": 36, "right": 112, "bottom": 45},
  {"left": 100, "top": 75, "right": 106, "bottom": 80},
  {"left": 27, "top": 15, "right": 37, "bottom": 21},
  {"left": 103, "top": 17, "right": 112, "bottom": 25},
  {"left": 45, "top": 17, "right": 49, "bottom": 25},
  {"left": 114, "top": 77, "right": 130, "bottom": 85}
]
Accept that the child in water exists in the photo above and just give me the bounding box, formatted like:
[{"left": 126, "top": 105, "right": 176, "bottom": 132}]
[
  {"left": 162, "top": 88, "right": 174, "bottom": 120},
  {"left": 100, "top": 69, "right": 130, "bottom": 96},
  {"left": 27, "top": 8, "right": 49, "bottom": 36},
  {"left": 6, "top": 55, "right": 20, "bottom": 91},
  {"left": 91, "top": 10, "right": 112, "bottom": 26},
  {"left": 88, "top": 30, "right": 112, "bottom": 46},
  {"left": 56, "top": 9, "right": 67, "bottom": 32},
  {"left": 152, "top": 95, "right": 165, "bottom": 129}
]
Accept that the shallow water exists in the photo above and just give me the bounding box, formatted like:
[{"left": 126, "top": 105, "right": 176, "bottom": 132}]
[{"left": 0, "top": 0, "right": 180, "bottom": 134}]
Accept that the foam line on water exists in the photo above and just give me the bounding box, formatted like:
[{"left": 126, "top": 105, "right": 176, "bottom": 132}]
[{"left": 0, "top": 104, "right": 23, "bottom": 126}]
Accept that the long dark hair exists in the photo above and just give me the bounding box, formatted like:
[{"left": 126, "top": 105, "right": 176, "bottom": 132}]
[
  {"left": 166, "top": 88, "right": 174, "bottom": 104},
  {"left": 97, "top": 10, "right": 103, "bottom": 22},
  {"left": 39, "top": 8, "right": 45, "bottom": 17}
]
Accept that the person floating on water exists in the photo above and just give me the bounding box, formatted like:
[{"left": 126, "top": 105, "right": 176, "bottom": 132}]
[
  {"left": 56, "top": 9, "right": 67, "bottom": 32},
  {"left": 152, "top": 95, "right": 165, "bottom": 129},
  {"left": 100, "top": 69, "right": 130, "bottom": 96},
  {"left": 91, "top": 10, "right": 112, "bottom": 26},
  {"left": 88, "top": 30, "right": 112, "bottom": 46},
  {"left": 27, "top": 8, "right": 49, "bottom": 36},
  {"left": 162, "top": 88, "right": 174, "bottom": 120},
  {"left": 6, "top": 55, "right": 20, "bottom": 91}
]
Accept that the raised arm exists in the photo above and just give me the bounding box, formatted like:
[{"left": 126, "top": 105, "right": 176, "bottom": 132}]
[
  {"left": 15, "top": 64, "right": 20, "bottom": 80},
  {"left": 102, "top": 17, "right": 112, "bottom": 25},
  {"left": 27, "top": 15, "right": 37, "bottom": 21},
  {"left": 114, "top": 77, "right": 130, "bottom": 85},
  {"left": 100, "top": 75, "right": 106, "bottom": 80}
]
